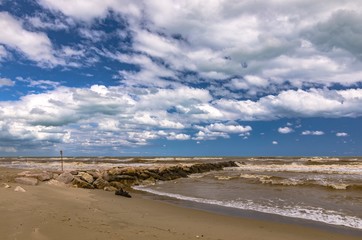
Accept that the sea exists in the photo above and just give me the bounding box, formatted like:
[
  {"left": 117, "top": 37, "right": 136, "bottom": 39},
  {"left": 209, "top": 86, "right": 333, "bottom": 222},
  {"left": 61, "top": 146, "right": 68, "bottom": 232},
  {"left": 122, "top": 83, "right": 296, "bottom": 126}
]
[{"left": 1, "top": 156, "right": 362, "bottom": 233}]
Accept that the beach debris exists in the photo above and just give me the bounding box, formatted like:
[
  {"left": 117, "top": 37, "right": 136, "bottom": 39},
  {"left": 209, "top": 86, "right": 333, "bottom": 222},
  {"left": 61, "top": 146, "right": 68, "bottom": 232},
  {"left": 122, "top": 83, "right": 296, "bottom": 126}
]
[
  {"left": 115, "top": 188, "right": 132, "bottom": 198},
  {"left": 14, "top": 177, "right": 39, "bottom": 186},
  {"left": 14, "top": 186, "right": 26, "bottom": 192},
  {"left": 2, "top": 183, "right": 11, "bottom": 188},
  {"left": 56, "top": 172, "right": 74, "bottom": 184},
  {"left": 78, "top": 172, "right": 94, "bottom": 184},
  {"left": 72, "top": 176, "right": 95, "bottom": 189}
]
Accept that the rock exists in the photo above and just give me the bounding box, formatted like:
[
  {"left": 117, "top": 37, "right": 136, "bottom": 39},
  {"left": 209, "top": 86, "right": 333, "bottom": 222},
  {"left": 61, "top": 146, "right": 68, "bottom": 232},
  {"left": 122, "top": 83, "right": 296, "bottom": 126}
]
[
  {"left": 70, "top": 170, "right": 78, "bottom": 175},
  {"left": 17, "top": 171, "right": 31, "bottom": 176},
  {"left": 102, "top": 171, "right": 111, "bottom": 182},
  {"left": 2, "top": 183, "right": 11, "bottom": 188},
  {"left": 111, "top": 175, "right": 137, "bottom": 181},
  {"left": 142, "top": 177, "right": 156, "bottom": 186},
  {"left": 53, "top": 173, "right": 59, "bottom": 179},
  {"left": 14, "top": 186, "right": 26, "bottom": 192},
  {"left": 46, "top": 179, "right": 66, "bottom": 187},
  {"left": 109, "top": 181, "right": 126, "bottom": 189},
  {"left": 103, "top": 186, "right": 117, "bottom": 192},
  {"left": 17, "top": 171, "right": 52, "bottom": 181},
  {"left": 93, "top": 177, "right": 110, "bottom": 189},
  {"left": 32, "top": 172, "right": 53, "bottom": 181},
  {"left": 87, "top": 170, "right": 101, "bottom": 179},
  {"left": 78, "top": 172, "right": 94, "bottom": 183},
  {"left": 56, "top": 172, "right": 74, "bottom": 184},
  {"left": 72, "top": 176, "right": 94, "bottom": 189},
  {"left": 14, "top": 177, "right": 38, "bottom": 186},
  {"left": 115, "top": 188, "right": 132, "bottom": 198}
]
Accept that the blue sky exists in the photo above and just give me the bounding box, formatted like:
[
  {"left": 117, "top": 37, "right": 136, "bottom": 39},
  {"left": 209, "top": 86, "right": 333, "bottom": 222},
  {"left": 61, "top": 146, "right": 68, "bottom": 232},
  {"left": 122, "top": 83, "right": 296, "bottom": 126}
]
[{"left": 0, "top": 0, "right": 361, "bottom": 156}]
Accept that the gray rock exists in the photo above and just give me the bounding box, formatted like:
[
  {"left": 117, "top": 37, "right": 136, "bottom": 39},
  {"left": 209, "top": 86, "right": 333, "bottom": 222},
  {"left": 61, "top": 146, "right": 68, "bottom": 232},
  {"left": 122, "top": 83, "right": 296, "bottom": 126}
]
[
  {"left": 17, "top": 171, "right": 52, "bottom": 181},
  {"left": 14, "top": 186, "right": 26, "bottom": 192},
  {"left": 14, "top": 177, "right": 38, "bottom": 186},
  {"left": 93, "top": 177, "right": 110, "bottom": 189},
  {"left": 78, "top": 172, "right": 94, "bottom": 184},
  {"left": 72, "top": 176, "right": 94, "bottom": 189},
  {"left": 56, "top": 172, "right": 74, "bottom": 184},
  {"left": 87, "top": 170, "right": 101, "bottom": 179}
]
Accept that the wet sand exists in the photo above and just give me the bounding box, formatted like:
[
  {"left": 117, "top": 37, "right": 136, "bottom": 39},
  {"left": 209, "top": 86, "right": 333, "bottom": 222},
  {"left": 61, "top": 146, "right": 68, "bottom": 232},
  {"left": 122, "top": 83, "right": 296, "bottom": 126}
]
[{"left": 0, "top": 167, "right": 360, "bottom": 240}]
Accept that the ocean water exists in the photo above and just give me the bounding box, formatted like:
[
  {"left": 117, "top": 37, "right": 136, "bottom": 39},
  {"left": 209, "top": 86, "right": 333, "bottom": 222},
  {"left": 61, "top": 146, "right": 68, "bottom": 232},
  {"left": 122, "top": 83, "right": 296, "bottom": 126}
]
[
  {"left": 2, "top": 156, "right": 362, "bottom": 231},
  {"left": 134, "top": 157, "right": 362, "bottom": 231}
]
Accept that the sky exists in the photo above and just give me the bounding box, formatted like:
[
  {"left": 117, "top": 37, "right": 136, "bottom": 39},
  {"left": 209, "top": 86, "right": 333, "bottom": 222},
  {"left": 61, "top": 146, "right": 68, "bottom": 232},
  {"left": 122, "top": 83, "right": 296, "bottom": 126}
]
[{"left": 0, "top": 0, "right": 361, "bottom": 157}]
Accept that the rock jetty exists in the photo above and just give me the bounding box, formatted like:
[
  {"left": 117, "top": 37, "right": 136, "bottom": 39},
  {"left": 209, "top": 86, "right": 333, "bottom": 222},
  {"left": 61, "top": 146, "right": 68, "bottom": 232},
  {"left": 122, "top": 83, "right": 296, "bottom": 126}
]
[{"left": 11, "top": 161, "right": 238, "bottom": 194}]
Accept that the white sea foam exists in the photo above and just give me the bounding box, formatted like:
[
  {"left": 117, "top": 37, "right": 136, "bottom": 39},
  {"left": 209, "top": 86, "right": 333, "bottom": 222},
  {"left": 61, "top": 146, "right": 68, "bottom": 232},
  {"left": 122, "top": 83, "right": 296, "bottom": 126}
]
[
  {"left": 134, "top": 186, "right": 362, "bottom": 230},
  {"left": 235, "top": 162, "right": 362, "bottom": 175}
]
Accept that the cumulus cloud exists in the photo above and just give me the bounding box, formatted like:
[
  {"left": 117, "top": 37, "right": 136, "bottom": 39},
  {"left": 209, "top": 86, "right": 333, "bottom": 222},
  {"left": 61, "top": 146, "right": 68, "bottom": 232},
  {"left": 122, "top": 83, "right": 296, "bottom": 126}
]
[
  {"left": 215, "top": 88, "right": 362, "bottom": 120},
  {"left": 35, "top": 0, "right": 362, "bottom": 93},
  {"left": 301, "top": 130, "right": 325, "bottom": 136},
  {"left": 336, "top": 132, "right": 348, "bottom": 137},
  {"left": 272, "top": 141, "right": 278, "bottom": 145},
  {"left": 278, "top": 127, "right": 293, "bottom": 134},
  {"left": 0, "top": 12, "right": 60, "bottom": 66},
  {"left": 0, "top": 77, "right": 14, "bottom": 87}
]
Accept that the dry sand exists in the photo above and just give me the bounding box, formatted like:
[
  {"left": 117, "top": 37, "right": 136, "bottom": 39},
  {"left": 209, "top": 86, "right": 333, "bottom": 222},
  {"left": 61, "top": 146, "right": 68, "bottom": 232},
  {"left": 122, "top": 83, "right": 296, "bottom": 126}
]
[{"left": 0, "top": 167, "right": 361, "bottom": 240}]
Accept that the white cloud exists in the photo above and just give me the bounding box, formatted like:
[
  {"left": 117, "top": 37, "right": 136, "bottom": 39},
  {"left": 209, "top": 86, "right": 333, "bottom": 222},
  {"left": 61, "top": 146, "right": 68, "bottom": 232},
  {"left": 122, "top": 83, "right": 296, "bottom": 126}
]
[
  {"left": 0, "top": 12, "right": 60, "bottom": 66},
  {"left": 27, "top": 15, "right": 70, "bottom": 30},
  {"left": 215, "top": 88, "right": 362, "bottom": 120},
  {"left": 204, "top": 123, "right": 252, "bottom": 134},
  {"left": 336, "top": 132, "right": 348, "bottom": 137},
  {"left": 0, "top": 45, "right": 7, "bottom": 59},
  {"left": 36, "top": 0, "right": 362, "bottom": 92},
  {"left": 166, "top": 133, "right": 190, "bottom": 140},
  {"left": 272, "top": 141, "right": 278, "bottom": 145},
  {"left": 0, "top": 77, "right": 14, "bottom": 87},
  {"left": 38, "top": 0, "right": 141, "bottom": 21},
  {"left": 278, "top": 127, "right": 293, "bottom": 134},
  {"left": 302, "top": 130, "right": 325, "bottom": 136}
]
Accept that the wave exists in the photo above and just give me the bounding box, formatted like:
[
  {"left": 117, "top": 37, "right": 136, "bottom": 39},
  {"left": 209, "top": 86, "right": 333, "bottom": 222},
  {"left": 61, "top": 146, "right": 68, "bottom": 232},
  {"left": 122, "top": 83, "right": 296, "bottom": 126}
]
[
  {"left": 134, "top": 186, "right": 362, "bottom": 230},
  {"left": 235, "top": 162, "right": 362, "bottom": 175},
  {"left": 237, "top": 173, "right": 362, "bottom": 190}
]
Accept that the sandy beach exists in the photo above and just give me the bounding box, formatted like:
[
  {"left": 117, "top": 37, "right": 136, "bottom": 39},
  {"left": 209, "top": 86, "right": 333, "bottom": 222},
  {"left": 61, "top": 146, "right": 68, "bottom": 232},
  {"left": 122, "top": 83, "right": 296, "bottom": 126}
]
[{"left": 0, "top": 167, "right": 360, "bottom": 240}]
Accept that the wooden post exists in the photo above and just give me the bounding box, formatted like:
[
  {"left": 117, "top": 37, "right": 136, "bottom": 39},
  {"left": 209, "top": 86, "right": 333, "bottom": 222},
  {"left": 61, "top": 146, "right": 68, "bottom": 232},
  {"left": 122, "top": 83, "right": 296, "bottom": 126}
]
[{"left": 60, "top": 150, "right": 63, "bottom": 172}]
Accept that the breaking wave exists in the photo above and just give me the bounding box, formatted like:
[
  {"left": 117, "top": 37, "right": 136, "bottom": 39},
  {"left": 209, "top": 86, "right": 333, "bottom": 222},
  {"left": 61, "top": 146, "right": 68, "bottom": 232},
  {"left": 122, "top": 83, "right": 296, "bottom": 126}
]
[{"left": 134, "top": 186, "right": 362, "bottom": 230}]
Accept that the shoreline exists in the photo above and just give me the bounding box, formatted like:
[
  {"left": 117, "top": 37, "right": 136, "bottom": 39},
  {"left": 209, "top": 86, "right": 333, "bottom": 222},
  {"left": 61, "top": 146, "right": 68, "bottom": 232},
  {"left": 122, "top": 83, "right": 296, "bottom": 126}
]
[
  {"left": 139, "top": 189, "right": 362, "bottom": 237},
  {"left": 1, "top": 166, "right": 361, "bottom": 239}
]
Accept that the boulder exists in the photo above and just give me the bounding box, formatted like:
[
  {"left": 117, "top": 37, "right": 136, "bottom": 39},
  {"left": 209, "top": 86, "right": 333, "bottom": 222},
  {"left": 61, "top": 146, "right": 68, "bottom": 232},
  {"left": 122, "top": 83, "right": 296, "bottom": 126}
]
[
  {"left": 70, "top": 170, "right": 78, "bottom": 175},
  {"left": 2, "top": 183, "right": 11, "bottom": 188},
  {"left": 111, "top": 175, "right": 137, "bottom": 181},
  {"left": 17, "top": 171, "right": 53, "bottom": 181},
  {"left": 72, "top": 177, "right": 94, "bottom": 189},
  {"left": 78, "top": 172, "right": 94, "bottom": 184},
  {"left": 93, "top": 177, "right": 110, "bottom": 189},
  {"left": 115, "top": 188, "right": 132, "bottom": 198},
  {"left": 87, "top": 170, "right": 101, "bottom": 179},
  {"left": 32, "top": 172, "right": 53, "bottom": 181},
  {"left": 56, "top": 172, "right": 74, "bottom": 184},
  {"left": 14, "top": 177, "right": 38, "bottom": 186},
  {"left": 110, "top": 181, "right": 126, "bottom": 189},
  {"left": 14, "top": 186, "right": 26, "bottom": 192}
]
